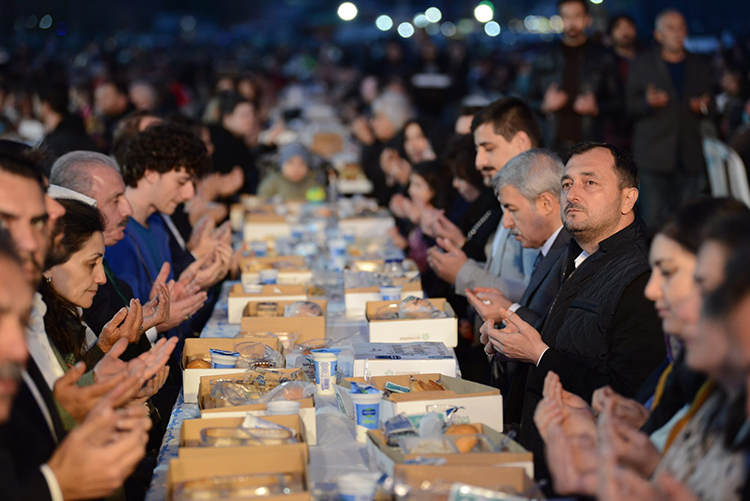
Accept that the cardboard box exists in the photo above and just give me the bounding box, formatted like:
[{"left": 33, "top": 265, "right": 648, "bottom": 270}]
[
  {"left": 393, "top": 464, "right": 533, "bottom": 497},
  {"left": 351, "top": 342, "right": 457, "bottom": 378},
  {"left": 240, "top": 300, "right": 327, "bottom": 343},
  {"left": 167, "top": 447, "right": 309, "bottom": 500},
  {"left": 244, "top": 214, "right": 290, "bottom": 240},
  {"left": 180, "top": 414, "right": 309, "bottom": 461},
  {"left": 335, "top": 374, "right": 503, "bottom": 431},
  {"left": 344, "top": 279, "right": 424, "bottom": 319},
  {"left": 338, "top": 216, "right": 395, "bottom": 238},
  {"left": 240, "top": 256, "right": 313, "bottom": 288},
  {"left": 366, "top": 426, "right": 533, "bottom": 478},
  {"left": 365, "top": 299, "right": 458, "bottom": 348},
  {"left": 181, "top": 337, "right": 284, "bottom": 403},
  {"left": 228, "top": 284, "right": 308, "bottom": 323},
  {"left": 196, "top": 372, "right": 317, "bottom": 445}
]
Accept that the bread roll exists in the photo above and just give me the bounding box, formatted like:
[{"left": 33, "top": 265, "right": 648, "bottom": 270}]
[
  {"left": 444, "top": 424, "right": 480, "bottom": 436},
  {"left": 186, "top": 359, "right": 211, "bottom": 369}
]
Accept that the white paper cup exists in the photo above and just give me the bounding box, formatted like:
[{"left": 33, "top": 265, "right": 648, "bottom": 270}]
[
  {"left": 379, "top": 285, "right": 402, "bottom": 301},
  {"left": 336, "top": 473, "right": 379, "bottom": 501},
  {"left": 250, "top": 240, "right": 268, "bottom": 257},
  {"left": 349, "top": 391, "right": 382, "bottom": 443},
  {"left": 311, "top": 351, "right": 338, "bottom": 395},
  {"left": 259, "top": 269, "right": 278, "bottom": 284},
  {"left": 266, "top": 400, "right": 301, "bottom": 415}
]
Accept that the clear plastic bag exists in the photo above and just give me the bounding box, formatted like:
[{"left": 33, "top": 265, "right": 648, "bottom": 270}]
[
  {"left": 257, "top": 380, "right": 317, "bottom": 405},
  {"left": 234, "top": 342, "right": 284, "bottom": 369},
  {"left": 284, "top": 301, "right": 324, "bottom": 317}
]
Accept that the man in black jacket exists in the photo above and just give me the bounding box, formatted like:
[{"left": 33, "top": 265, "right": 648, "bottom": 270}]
[
  {"left": 526, "top": 0, "right": 620, "bottom": 154},
  {"left": 626, "top": 10, "right": 713, "bottom": 228},
  {"left": 480, "top": 142, "right": 664, "bottom": 484}
]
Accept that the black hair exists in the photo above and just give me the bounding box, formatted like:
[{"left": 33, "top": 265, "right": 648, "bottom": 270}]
[
  {"left": 443, "top": 134, "right": 484, "bottom": 191},
  {"left": 558, "top": 0, "right": 589, "bottom": 14},
  {"left": 39, "top": 86, "right": 69, "bottom": 116},
  {"left": 458, "top": 105, "right": 485, "bottom": 118},
  {"left": 703, "top": 213, "right": 750, "bottom": 321},
  {"left": 657, "top": 197, "right": 749, "bottom": 255},
  {"left": 608, "top": 14, "right": 636, "bottom": 36},
  {"left": 217, "top": 91, "right": 254, "bottom": 122},
  {"left": 567, "top": 141, "right": 639, "bottom": 189},
  {"left": 0, "top": 139, "right": 47, "bottom": 190},
  {"left": 119, "top": 122, "right": 210, "bottom": 187},
  {"left": 112, "top": 109, "right": 161, "bottom": 165},
  {"left": 470, "top": 97, "right": 542, "bottom": 148},
  {"left": 40, "top": 198, "right": 104, "bottom": 361},
  {"left": 412, "top": 160, "right": 455, "bottom": 211}
]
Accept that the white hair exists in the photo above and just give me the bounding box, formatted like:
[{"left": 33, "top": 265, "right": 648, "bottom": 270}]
[
  {"left": 371, "top": 91, "right": 414, "bottom": 132},
  {"left": 493, "top": 148, "right": 564, "bottom": 204},
  {"left": 50, "top": 150, "right": 120, "bottom": 197}
]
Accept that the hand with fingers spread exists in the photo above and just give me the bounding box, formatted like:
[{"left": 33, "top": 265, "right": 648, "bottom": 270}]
[
  {"left": 433, "top": 213, "right": 466, "bottom": 248},
  {"left": 466, "top": 287, "right": 513, "bottom": 324},
  {"left": 96, "top": 299, "right": 145, "bottom": 353},
  {"left": 573, "top": 92, "right": 599, "bottom": 116},
  {"left": 597, "top": 398, "right": 661, "bottom": 479},
  {"left": 592, "top": 385, "right": 650, "bottom": 429},
  {"left": 646, "top": 84, "right": 670, "bottom": 109},
  {"left": 186, "top": 215, "right": 216, "bottom": 259},
  {"left": 479, "top": 308, "right": 548, "bottom": 364},
  {"left": 142, "top": 281, "right": 170, "bottom": 332},
  {"left": 47, "top": 385, "right": 151, "bottom": 500},
  {"left": 426, "top": 237, "right": 468, "bottom": 285},
  {"left": 211, "top": 220, "right": 232, "bottom": 246},
  {"left": 53, "top": 360, "right": 128, "bottom": 423},
  {"left": 133, "top": 365, "right": 170, "bottom": 404},
  {"left": 542, "top": 371, "right": 596, "bottom": 437},
  {"left": 542, "top": 83, "right": 569, "bottom": 113}
]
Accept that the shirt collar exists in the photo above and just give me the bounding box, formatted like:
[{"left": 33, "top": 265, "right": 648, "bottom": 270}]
[
  {"left": 574, "top": 250, "right": 590, "bottom": 268},
  {"left": 540, "top": 226, "right": 564, "bottom": 257}
]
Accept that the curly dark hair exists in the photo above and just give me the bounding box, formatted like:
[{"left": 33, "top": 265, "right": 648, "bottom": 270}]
[
  {"left": 41, "top": 198, "right": 104, "bottom": 361},
  {"left": 119, "top": 122, "right": 210, "bottom": 187}
]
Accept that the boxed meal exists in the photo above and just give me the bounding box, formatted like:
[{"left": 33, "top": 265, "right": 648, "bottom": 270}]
[
  {"left": 338, "top": 216, "right": 395, "bottom": 238},
  {"left": 228, "top": 284, "right": 308, "bottom": 323},
  {"left": 393, "top": 464, "right": 534, "bottom": 498},
  {"left": 244, "top": 213, "right": 291, "bottom": 240},
  {"left": 335, "top": 374, "right": 503, "bottom": 431},
  {"left": 198, "top": 372, "right": 317, "bottom": 445},
  {"left": 181, "top": 337, "right": 284, "bottom": 403},
  {"left": 344, "top": 279, "right": 424, "bottom": 319},
  {"left": 366, "top": 425, "right": 533, "bottom": 478},
  {"left": 240, "top": 255, "right": 313, "bottom": 288},
  {"left": 365, "top": 298, "right": 458, "bottom": 347},
  {"left": 351, "top": 342, "right": 457, "bottom": 378},
  {"left": 167, "top": 447, "right": 309, "bottom": 501},
  {"left": 240, "top": 300, "right": 327, "bottom": 343}
]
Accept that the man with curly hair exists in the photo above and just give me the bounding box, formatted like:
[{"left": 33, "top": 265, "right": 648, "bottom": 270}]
[{"left": 105, "top": 123, "right": 214, "bottom": 347}]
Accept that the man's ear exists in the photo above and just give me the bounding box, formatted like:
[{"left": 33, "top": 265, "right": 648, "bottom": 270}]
[
  {"left": 511, "top": 131, "right": 531, "bottom": 153},
  {"left": 538, "top": 192, "right": 557, "bottom": 216},
  {"left": 142, "top": 170, "right": 160, "bottom": 185},
  {"left": 621, "top": 187, "right": 639, "bottom": 215}
]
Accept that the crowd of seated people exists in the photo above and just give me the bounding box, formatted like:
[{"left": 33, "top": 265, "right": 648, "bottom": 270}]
[{"left": 1, "top": 0, "right": 750, "bottom": 499}]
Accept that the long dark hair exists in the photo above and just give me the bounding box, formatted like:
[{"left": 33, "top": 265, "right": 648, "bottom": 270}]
[
  {"left": 412, "top": 160, "right": 456, "bottom": 211},
  {"left": 41, "top": 198, "right": 104, "bottom": 361}
]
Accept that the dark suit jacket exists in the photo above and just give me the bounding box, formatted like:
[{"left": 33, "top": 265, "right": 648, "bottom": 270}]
[
  {"left": 499, "top": 227, "right": 571, "bottom": 426},
  {"left": 6, "top": 358, "right": 64, "bottom": 478},
  {"left": 527, "top": 41, "right": 621, "bottom": 149},
  {"left": 627, "top": 48, "right": 713, "bottom": 175},
  {"left": 0, "top": 428, "right": 53, "bottom": 501}
]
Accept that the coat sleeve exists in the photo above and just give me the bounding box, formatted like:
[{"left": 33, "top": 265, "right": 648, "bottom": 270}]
[{"left": 531, "top": 273, "right": 665, "bottom": 402}]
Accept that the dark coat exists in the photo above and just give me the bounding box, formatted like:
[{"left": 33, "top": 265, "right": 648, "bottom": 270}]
[
  {"left": 526, "top": 41, "right": 621, "bottom": 149},
  {"left": 627, "top": 48, "right": 713, "bottom": 175},
  {"left": 518, "top": 220, "right": 665, "bottom": 482},
  {"left": 499, "top": 227, "right": 571, "bottom": 426},
  {"left": 209, "top": 125, "right": 258, "bottom": 194}
]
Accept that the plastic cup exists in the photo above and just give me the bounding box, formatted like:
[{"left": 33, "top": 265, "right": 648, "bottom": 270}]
[
  {"left": 311, "top": 350, "right": 339, "bottom": 395},
  {"left": 329, "top": 238, "right": 347, "bottom": 258},
  {"left": 266, "top": 400, "right": 301, "bottom": 415},
  {"left": 251, "top": 240, "right": 268, "bottom": 257},
  {"left": 259, "top": 269, "right": 278, "bottom": 284},
  {"left": 336, "top": 473, "right": 379, "bottom": 501},
  {"left": 350, "top": 390, "right": 383, "bottom": 443},
  {"left": 209, "top": 349, "right": 240, "bottom": 369},
  {"left": 379, "top": 285, "right": 402, "bottom": 301}
]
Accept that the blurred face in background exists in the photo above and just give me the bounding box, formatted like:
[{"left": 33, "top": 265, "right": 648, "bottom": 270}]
[
  {"left": 611, "top": 17, "right": 637, "bottom": 49},
  {"left": 404, "top": 123, "right": 434, "bottom": 164},
  {"left": 223, "top": 102, "right": 255, "bottom": 138},
  {"left": 559, "top": 1, "right": 591, "bottom": 44},
  {"left": 408, "top": 173, "right": 435, "bottom": 209},
  {"left": 453, "top": 176, "right": 481, "bottom": 203},
  {"left": 474, "top": 123, "right": 524, "bottom": 187},
  {"left": 281, "top": 155, "right": 309, "bottom": 184},
  {"left": 655, "top": 12, "right": 687, "bottom": 54},
  {"left": 371, "top": 110, "right": 396, "bottom": 143}
]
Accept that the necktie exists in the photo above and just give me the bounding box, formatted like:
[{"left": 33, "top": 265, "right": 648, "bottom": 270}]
[{"left": 532, "top": 251, "right": 544, "bottom": 276}]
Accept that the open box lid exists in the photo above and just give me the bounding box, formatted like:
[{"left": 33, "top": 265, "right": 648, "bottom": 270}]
[
  {"left": 365, "top": 298, "right": 456, "bottom": 322},
  {"left": 394, "top": 463, "right": 534, "bottom": 494},
  {"left": 341, "top": 374, "right": 498, "bottom": 403}
]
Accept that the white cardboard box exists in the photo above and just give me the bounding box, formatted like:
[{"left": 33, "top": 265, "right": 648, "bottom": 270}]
[
  {"left": 181, "top": 337, "right": 284, "bottom": 403},
  {"left": 241, "top": 270, "right": 313, "bottom": 287},
  {"left": 227, "top": 284, "right": 308, "bottom": 324},
  {"left": 239, "top": 300, "right": 327, "bottom": 344},
  {"left": 365, "top": 299, "right": 458, "bottom": 347},
  {"left": 243, "top": 214, "right": 291, "bottom": 240},
  {"left": 335, "top": 374, "right": 503, "bottom": 432},
  {"left": 351, "top": 342, "right": 457, "bottom": 378},
  {"left": 344, "top": 280, "right": 424, "bottom": 319},
  {"left": 338, "top": 217, "right": 395, "bottom": 238}
]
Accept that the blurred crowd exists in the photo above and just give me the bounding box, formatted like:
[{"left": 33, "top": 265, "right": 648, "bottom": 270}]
[{"left": 2, "top": 0, "right": 750, "bottom": 499}]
